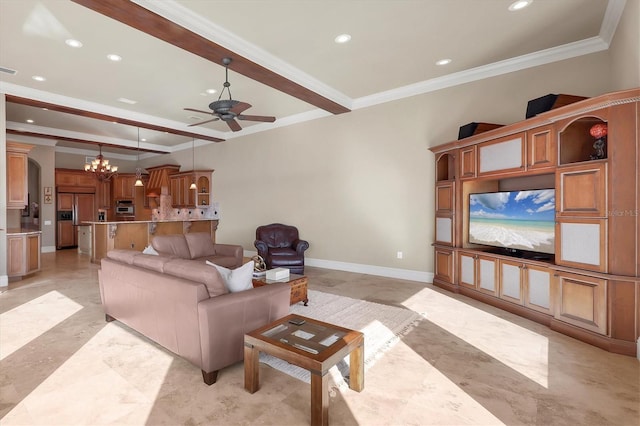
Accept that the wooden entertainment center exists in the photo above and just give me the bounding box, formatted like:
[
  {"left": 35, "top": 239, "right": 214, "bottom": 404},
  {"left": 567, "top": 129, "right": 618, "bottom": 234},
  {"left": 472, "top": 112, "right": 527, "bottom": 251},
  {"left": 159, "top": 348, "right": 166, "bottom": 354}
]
[{"left": 430, "top": 88, "right": 639, "bottom": 357}]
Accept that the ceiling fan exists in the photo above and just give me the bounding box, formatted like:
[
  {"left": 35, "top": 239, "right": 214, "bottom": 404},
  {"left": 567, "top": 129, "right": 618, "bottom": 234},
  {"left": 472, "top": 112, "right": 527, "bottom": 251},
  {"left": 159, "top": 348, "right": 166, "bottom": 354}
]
[{"left": 185, "top": 57, "right": 276, "bottom": 132}]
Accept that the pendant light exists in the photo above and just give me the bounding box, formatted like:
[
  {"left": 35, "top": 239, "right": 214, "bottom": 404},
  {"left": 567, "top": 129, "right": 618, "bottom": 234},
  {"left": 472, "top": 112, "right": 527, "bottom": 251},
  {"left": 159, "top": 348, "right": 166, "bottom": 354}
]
[
  {"left": 134, "top": 127, "right": 144, "bottom": 187},
  {"left": 189, "top": 137, "right": 197, "bottom": 190}
]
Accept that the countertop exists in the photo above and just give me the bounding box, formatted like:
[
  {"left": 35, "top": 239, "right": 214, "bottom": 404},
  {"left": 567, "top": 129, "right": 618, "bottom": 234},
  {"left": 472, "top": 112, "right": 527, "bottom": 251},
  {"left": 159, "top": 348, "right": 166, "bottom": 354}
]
[
  {"left": 84, "top": 218, "right": 218, "bottom": 225},
  {"left": 7, "top": 228, "right": 42, "bottom": 235}
]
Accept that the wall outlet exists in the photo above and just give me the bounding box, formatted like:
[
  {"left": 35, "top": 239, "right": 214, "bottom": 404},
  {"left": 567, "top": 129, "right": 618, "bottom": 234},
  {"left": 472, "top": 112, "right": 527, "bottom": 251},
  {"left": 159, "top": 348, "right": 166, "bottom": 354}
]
[{"left": 396, "top": 251, "right": 403, "bottom": 259}]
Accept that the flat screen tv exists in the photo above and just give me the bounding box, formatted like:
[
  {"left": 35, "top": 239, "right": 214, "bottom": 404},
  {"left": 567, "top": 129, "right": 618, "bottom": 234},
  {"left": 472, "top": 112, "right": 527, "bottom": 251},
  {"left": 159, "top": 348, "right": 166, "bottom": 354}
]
[{"left": 468, "top": 189, "right": 555, "bottom": 255}]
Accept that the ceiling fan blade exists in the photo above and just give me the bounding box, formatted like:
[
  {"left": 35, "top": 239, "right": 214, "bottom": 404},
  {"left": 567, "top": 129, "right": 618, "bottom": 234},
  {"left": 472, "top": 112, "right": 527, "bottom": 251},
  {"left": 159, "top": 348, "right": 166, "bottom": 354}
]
[
  {"left": 226, "top": 118, "right": 242, "bottom": 132},
  {"left": 237, "top": 114, "right": 276, "bottom": 123},
  {"left": 184, "top": 107, "right": 215, "bottom": 115},
  {"left": 188, "top": 117, "right": 220, "bottom": 127},
  {"left": 230, "top": 102, "right": 252, "bottom": 114}
]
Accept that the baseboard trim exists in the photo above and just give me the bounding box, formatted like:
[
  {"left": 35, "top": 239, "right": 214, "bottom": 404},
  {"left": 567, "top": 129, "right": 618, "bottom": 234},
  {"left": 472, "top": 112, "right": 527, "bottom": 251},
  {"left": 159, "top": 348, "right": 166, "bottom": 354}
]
[
  {"left": 41, "top": 246, "right": 56, "bottom": 253},
  {"left": 243, "top": 250, "right": 433, "bottom": 283}
]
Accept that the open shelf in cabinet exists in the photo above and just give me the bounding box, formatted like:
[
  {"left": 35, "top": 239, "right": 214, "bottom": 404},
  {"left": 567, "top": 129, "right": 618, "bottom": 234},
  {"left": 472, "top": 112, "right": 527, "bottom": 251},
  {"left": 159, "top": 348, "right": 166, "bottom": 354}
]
[{"left": 559, "top": 116, "right": 608, "bottom": 165}]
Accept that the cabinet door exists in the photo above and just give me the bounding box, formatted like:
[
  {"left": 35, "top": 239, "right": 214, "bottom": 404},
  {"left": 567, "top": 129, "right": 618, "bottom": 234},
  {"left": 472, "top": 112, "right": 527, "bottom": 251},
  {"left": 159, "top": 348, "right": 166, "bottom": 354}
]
[
  {"left": 7, "top": 151, "right": 28, "bottom": 208},
  {"left": 170, "top": 176, "right": 183, "bottom": 206},
  {"left": 7, "top": 235, "right": 25, "bottom": 276},
  {"left": 435, "top": 215, "right": 454, "bottom": 246},
  {"left": 435, "top": 182, "right": 455, "bottom": 213},
  {"left": 55, "top": 171, "right": 77, "bottom": 186},
  {"left": 57, "top": 193, "right": 74, "bottom": 211},
  {"left": 434, "top": 248, "right": 455, "bottom": 285},
  {"left": 527, "top": 125, "right": 557, "bottom": 170},
  {"left": 76, "top": 193, "right": 96, "bottom": 223},
  {"left": 459, "top": 146, "right": 476, "bottom": 180},
  {"left": 524, "top": 264, "right": 553, "bottom": 315},
  {"left": 477, "top": 255, "right": 498, "bottom": 296},
  {"left": 556, "top": 218, "right": 607, "bottom": 272},
  {"left": 26, "top": 234, "right": 41, "bottom": 274},
  {"left": 499, "top": 259, "right": 524, "bottom": 304},
  {"left": 478, "top": 133, "right": 525, "bottom": 176},
  {"left": 57, "top": 221, "right": 76, "bottom": 248},
  {"left": 96, "top": 180, "right": 111, "bottom": 209},
  {"left": 459, "top": 252, "right": 476, "bottom": 289},
  {"left": 554, "top": 271, "right": 607, "bottom": 335},
  {"left": 556, "top": 162, "right": 607, "bottom": 217}
]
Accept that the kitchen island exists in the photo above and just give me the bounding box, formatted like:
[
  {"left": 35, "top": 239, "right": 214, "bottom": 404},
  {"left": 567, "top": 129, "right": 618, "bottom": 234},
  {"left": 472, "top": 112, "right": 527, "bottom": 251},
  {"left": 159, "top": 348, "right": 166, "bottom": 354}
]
[{"left": 87, "top": 219, "right": 220, "bottom": 263}]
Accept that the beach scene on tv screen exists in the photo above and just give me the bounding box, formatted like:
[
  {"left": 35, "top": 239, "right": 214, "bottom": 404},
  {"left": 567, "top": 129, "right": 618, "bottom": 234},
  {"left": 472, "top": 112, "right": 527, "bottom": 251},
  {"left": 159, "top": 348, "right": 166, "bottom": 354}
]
[{"left": 469, "top": 189, "right": 555, "bottom": 254}]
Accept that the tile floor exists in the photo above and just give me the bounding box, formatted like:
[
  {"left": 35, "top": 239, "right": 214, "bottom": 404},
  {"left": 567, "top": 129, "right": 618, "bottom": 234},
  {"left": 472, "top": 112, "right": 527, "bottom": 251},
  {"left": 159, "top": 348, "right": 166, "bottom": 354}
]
[{"left": 0, "top": 250, "right": 638, "bottom": 425}]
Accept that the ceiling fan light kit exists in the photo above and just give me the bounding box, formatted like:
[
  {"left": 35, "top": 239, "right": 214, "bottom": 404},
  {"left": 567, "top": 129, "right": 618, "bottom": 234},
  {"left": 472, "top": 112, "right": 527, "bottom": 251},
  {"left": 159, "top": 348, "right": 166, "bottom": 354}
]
[{"left": 185, "top": 57, "right": 276, "bottom": 132}]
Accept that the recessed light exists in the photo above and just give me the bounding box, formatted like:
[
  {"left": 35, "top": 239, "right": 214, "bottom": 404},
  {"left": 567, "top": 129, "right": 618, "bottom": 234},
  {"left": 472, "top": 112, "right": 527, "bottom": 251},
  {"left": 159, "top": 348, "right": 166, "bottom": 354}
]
[
  {"left": 32, "top": 75, "right": 46, "bottom": 82},
  {"left": 508, "top": 0, "right": 533, "bottom": 11},
  {"left": 26, "top": 119, "right": 34, "bottom": 123},
  {"left": 65, "top": 39, "right": 83, "bottom": 48},
  {"left": 334, "top": 34, "right": 351, "bottom": 44},
  {"left": 140, "top": 138, "right": 147, "bottom": 142},
  {"left": 436, "top": 58, "right": 452, "bottom": 66},
  {"left": 107, "top": 54, "right": 122, "bottom": 62},
  {"left": 117, "top": 97, "right": 137, "bottom": 105},
  {"left": 206, "top": 89, "right": 217, "bottom": 94}
]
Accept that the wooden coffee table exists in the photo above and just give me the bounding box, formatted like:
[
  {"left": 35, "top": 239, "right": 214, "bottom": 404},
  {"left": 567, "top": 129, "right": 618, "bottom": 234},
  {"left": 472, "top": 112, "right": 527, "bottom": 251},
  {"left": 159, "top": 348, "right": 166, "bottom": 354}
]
[
  {"left": 252, "top": 274, "right": 308, "bottom": 305},
  {"left": 244, "top": 314, "right": 364, "bottom": 426}
]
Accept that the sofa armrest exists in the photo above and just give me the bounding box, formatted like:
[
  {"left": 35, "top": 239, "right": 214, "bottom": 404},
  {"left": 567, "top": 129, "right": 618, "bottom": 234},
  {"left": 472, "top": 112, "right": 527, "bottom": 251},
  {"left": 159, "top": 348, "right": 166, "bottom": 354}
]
[
  {"left": 214, "top": 243, "right": 243, "bottom": 259},
  {"left": 293, "top": 238, "right": 310, "bottom": 255},
  {"left": 254, "top": 240, "right": 269, "bottom": 258},
  {"left": 197, "top": 282, "right": 290, "bottom": 373}
]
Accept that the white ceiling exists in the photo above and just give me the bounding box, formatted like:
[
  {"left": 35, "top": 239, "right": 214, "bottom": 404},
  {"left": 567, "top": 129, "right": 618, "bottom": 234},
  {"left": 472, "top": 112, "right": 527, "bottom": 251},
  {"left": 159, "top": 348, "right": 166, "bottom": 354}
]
[{"left": 0, "top": 0, "right": 624, "bottom": 159}]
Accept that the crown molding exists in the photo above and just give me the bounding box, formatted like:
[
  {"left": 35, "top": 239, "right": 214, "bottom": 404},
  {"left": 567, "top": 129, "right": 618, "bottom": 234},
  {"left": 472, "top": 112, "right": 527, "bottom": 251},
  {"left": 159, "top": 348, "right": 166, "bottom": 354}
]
[{"left": 600, "top": 0, "right": 628, "bottom": 44}]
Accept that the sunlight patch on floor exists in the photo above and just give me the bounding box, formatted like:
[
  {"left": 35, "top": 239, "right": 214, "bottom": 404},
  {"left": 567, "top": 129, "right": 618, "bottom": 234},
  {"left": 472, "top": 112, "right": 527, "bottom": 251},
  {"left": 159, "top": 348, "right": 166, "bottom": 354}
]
[
  {"left": 0, "top": 290, "right": 83, "bottom": 360},
  {"left": 1, "top": 324, "right": 174, "bottom": 425},
  {"left": 343, "top": 339, "right": 506, "bottom": 425},
  {"left": 402, "top": 288, "right": 549, "bottom": 388}
]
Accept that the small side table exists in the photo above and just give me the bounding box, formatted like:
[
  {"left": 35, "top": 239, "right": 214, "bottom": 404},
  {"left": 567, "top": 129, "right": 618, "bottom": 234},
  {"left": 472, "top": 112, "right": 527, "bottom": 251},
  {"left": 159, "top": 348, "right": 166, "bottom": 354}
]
[{"left": 252, "top": 274, "right": 308, "bottom": 306}]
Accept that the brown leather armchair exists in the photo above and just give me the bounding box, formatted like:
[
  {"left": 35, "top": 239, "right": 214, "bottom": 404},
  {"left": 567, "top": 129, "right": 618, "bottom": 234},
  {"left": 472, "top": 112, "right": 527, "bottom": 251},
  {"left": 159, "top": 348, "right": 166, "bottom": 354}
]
[{"left": 254, "top": 223, "right": 309, "bottom": 274}]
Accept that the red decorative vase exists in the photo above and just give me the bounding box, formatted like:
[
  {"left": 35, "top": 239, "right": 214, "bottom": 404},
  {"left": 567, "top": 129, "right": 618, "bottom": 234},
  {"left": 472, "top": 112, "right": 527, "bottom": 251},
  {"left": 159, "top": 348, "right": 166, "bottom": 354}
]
[{"left": 590, "top": 123, "right": 608, "bottom": 139}]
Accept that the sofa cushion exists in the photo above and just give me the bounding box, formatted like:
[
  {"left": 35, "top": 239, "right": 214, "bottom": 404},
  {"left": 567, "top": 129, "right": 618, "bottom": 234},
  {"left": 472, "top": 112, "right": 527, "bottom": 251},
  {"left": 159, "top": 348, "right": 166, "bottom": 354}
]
[
  {"left": 132, "top": 254, "right": 174, "bottom": 273},
  {"left": 151, "top": 235, "right": 191, "bottom": 259},
  {"left": 164, "top": 258, "right": 228, "bottom": 297},
  {"left": 206, "top": 260, "right": 254, "bottom": 293},
  {"left": 184, "top": 232, "right": 216, "bottom": 259},
  {"left": 107, "top": 249, "right": 141, "bottom": 264},
  {"left": 269, "top": 247, "right": 297, "bottom": 256}
]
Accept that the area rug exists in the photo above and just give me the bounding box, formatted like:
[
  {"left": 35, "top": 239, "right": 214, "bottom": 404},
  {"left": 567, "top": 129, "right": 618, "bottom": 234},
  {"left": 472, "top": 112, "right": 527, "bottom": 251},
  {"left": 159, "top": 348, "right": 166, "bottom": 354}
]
[{"left": 259, "top": 290, "right": 422, "bottom": 386}]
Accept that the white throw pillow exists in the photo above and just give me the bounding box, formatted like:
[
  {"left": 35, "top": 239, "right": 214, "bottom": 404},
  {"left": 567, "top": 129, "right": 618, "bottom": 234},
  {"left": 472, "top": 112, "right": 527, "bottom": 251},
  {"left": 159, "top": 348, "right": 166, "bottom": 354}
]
[
  {"left": 206, "top": 260, "right": 254, "bottom": 293},
  {"left": 142, "top": 245, "right": 159, "bottom": 255}
]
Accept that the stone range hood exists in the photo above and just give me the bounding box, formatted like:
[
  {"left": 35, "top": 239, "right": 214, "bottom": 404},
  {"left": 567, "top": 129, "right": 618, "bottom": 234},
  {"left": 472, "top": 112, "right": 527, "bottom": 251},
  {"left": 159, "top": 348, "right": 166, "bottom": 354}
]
[{"left": 145, "top": 164, "right": 180, "bottom": 197}]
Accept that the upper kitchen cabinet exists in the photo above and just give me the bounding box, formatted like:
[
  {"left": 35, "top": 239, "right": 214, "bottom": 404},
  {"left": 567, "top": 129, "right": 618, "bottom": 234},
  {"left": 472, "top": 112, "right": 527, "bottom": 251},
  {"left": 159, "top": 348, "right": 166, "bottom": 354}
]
[
  {"left": 55, "top": 169, "right": 97, "bottom": 187},
  {"left": 112, "top": 174, "right": 137, "bottom": 200},
  {"left": 6, "top": 142, "right": 34, "bottom": 209}
]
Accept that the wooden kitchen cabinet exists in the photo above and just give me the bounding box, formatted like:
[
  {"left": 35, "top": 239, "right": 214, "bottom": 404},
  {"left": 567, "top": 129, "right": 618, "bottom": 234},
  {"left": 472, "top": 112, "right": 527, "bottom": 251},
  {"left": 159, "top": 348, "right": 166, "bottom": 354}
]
[
  {"left": 57, "top": 221, "right": 76, "bottom": 248},
  {"left": 6, "top": 142, "right": 33, "bottom": 209},
  {"left": 113, "top": 174, "right": 136, "bottom": 200},
  {"left": 170, "top": 170, "right": 213, "bottom": 207},
  {"left": 7, "top": 232, "right": 41, "bottom": 278}
]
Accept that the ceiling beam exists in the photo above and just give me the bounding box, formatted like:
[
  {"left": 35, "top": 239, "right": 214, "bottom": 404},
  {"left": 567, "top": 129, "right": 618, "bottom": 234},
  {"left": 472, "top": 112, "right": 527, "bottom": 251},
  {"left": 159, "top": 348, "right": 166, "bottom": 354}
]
[
  {"left": 6, "top": 95, "right": 224, "bottom": 143},
  {"left": 6, "top": 129, "right": 170, "bottom": 154},
  {"left": 71, "top": 0, "right": 351, "bottom": 115}
]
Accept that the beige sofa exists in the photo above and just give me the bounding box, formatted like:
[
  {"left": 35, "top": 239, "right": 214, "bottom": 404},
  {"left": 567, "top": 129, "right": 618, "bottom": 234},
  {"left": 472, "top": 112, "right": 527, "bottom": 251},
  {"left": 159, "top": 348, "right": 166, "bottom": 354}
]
[
  {"left": 99, "top": 249, "right": 290, "bottom": 385},
  {"left": 151, "top": 232, "right": 243, "bottom": 268}
]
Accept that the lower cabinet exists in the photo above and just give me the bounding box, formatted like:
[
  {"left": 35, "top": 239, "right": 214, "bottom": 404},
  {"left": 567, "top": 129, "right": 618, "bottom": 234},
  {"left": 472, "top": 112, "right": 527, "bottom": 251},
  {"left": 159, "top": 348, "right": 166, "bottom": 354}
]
[
  {"left": 433, "top": 247, "right": 455, "bottom": 286},
  {"left": 554, "top": 271, "right": 607, "bottom": 335},
  {"left": 459, "top": 252, "right": 498, "bottom": 296},
  {"left": 7, "top": 233, "right": 41, "bottom": 277},
  {"left": 499, "top": 259, "right": 554, "bottom": 315},
  {"left": 57, "top": 221, "right": 76, "bottom": 248}
]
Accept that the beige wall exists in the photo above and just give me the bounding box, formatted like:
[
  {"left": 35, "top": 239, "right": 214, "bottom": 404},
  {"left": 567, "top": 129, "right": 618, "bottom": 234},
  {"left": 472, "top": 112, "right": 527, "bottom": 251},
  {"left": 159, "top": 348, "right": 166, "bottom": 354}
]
[
  {"left": 610, "top": 0, "right": 640, "bottom": 89},
  {"left": 140, "top": 52, "right": 610, "bottom": 276},
  {"left": 1, "top": 94, "right": 6, "bottom": 284},
  {"left": 27, "top": 144, "right": 56, "bottom": 251}
]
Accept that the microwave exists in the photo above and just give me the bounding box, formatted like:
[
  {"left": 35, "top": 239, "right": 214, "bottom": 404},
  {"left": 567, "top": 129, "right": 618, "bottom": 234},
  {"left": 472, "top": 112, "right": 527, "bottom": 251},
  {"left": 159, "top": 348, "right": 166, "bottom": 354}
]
[
  {"left": 116, "top": 206, "right": 134, "bottom": 215},
  {"left": 115, "top": 200, "right": 134, "bottom": 215}
]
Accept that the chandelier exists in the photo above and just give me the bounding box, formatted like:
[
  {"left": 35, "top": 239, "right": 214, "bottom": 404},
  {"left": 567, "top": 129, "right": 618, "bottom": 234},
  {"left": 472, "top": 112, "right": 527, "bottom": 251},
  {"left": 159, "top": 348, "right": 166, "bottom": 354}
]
[{"left": 84, "top": 145, "right": 118, "bottom": 181}]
